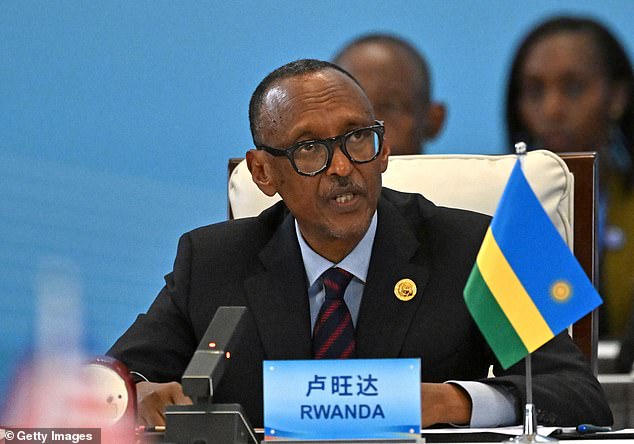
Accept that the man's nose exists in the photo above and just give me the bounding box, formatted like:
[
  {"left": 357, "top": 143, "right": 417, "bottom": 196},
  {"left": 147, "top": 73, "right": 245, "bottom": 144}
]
[
  {"left": 542, "top": 90, "right": 566, "bottom": 120},
  {"left": 326, "top": 144, "right": 353, "bottom": 177}
]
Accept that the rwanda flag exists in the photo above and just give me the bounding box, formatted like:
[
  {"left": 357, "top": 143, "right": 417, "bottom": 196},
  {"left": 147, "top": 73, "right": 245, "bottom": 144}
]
[{"left": 463, "top": 159, "right": 602, "bottom": 369}]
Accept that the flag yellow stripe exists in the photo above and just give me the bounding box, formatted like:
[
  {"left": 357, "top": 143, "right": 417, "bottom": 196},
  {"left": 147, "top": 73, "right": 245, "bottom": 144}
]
[{"left": 476, "top": 228, "right": 554, "bottom": 351}]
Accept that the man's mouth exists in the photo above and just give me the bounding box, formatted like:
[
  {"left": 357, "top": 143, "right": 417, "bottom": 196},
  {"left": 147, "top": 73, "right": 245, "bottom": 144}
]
[{"left": 335, "top": 192, "right": 354, "bottom": 204}]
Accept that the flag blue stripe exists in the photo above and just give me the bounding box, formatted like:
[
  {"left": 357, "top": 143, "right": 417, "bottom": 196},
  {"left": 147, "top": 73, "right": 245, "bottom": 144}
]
[{"left": 490, "top": 161, "right": 602, "bottom": 334}]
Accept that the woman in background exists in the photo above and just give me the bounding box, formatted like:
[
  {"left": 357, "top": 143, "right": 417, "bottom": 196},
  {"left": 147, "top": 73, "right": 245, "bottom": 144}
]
[{"left": 504, "top": 16, "right": 634, "bottom": 369}]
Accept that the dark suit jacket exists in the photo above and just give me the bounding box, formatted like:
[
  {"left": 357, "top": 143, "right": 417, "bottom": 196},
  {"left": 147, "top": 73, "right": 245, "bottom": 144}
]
[{"left": 108, "top": 188, "right": 612, "bottom": 427}]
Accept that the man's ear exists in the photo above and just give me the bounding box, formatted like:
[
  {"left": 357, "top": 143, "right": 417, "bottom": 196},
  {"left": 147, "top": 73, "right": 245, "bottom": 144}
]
[
  {"left": 423, "top": 102, "right": 446, "bottom": 140},
  {"left": 246, "top": 149, "right": 278, "bottom": 197},
  {"left": 379, "top": 141, "right": 391, "bottom": 173}
]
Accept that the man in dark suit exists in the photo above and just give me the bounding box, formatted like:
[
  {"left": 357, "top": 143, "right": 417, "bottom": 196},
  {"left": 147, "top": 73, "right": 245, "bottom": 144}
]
[{"left": 108, "top": 59, "right": 612, "bottom": 428}]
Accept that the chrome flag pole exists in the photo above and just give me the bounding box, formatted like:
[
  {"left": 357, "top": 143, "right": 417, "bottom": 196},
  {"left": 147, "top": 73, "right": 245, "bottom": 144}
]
[
  {"left": 506, "top": 353, "right": 556, "bottom": 443},
  {"left": 506, "top": 143, "right": 557, "bottom": 444}
]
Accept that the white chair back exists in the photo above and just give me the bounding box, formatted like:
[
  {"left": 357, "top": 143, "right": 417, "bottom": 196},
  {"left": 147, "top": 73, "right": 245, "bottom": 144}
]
[{"left": 228, "top": 150, "right": 574, "bottom": 247}]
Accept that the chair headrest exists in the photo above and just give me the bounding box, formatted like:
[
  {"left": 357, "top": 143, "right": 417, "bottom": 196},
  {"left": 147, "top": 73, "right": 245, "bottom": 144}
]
[{"left": 228, "top": 150, "right": 573, "bottom": 246}]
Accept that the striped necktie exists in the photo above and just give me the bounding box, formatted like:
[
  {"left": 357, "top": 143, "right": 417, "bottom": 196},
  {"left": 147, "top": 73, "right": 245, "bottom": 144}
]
[{"left": 312, "top": 267, "right": 355, "bottom": 359}]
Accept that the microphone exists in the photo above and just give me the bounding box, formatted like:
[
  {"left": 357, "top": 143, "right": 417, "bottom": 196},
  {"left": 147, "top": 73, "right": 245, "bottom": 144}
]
[
  {"left": 181, "top": 306, "right": 250, "bottom": 403},
  {"left": 165, "top": 306, "right": 259, "bottom": 444}
]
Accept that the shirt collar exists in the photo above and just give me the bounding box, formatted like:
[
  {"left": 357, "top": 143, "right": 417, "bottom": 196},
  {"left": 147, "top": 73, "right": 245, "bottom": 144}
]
[{"left": 295, "top": 211, "right": 377, "bottom": 287}]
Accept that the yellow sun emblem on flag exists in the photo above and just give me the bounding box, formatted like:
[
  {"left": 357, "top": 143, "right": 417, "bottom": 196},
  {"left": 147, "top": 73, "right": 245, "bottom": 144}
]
[{"left": 550, "top": 280, "right": 572, "bottom": 302}]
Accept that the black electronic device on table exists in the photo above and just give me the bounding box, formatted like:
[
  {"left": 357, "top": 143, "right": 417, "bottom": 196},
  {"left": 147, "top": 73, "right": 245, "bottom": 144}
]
[{"left": 164, "top": 306, "right": 258, "bottom": 444}]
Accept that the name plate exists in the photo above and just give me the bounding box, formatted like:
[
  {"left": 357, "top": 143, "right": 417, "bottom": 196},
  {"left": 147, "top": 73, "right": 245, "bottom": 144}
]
[{"left": 263, "top": 358, "right": 421, "bottom": 441}]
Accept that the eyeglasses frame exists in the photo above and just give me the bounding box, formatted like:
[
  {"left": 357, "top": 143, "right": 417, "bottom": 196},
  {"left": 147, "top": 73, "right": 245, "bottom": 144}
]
[{"left": 255, "top": 120, "right": 385, "bottom": 176}]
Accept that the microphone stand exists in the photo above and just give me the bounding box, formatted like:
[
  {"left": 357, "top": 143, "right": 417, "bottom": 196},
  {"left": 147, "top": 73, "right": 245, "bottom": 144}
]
[{"left": 164, "top": 306, "right": 258, "bottom": 444}]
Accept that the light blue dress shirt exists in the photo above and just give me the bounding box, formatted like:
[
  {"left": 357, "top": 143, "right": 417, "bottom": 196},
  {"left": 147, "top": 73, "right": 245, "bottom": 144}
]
[
  {"left": 296, "top": 213, "right": 376, "bottom": 331},
  {"left": 294, "top": 213, "right": 518, "bottom": 427}
]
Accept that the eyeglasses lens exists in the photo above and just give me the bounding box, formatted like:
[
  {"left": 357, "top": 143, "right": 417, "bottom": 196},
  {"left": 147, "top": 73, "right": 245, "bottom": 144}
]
[
  {"left": 294, "top": 143, "right": 329, "bottom": 174},
  {"left": 345, "top": 128, "right": 380, "bottom": 161}
]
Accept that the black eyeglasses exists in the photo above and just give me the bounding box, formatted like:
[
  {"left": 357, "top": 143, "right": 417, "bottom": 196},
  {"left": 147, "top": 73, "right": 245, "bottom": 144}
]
[{"left": 256, "top": 121, "right": 385, "bottom": 176}]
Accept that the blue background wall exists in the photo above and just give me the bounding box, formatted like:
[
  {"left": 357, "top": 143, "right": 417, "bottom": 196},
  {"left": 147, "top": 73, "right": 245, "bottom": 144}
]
[{"left": 1, "top": 0, "right": 633, "bottom": 399}]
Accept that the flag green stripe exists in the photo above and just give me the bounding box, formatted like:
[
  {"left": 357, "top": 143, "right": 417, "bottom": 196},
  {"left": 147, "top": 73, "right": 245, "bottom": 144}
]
[{"left": 464, "top": 265, "right": 528, "bottom": 369}]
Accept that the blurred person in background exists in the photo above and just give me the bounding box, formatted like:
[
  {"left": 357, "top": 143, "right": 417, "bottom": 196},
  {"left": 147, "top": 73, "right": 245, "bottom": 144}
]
[
  {"left": 504, "top": 16, "right": 634, "bottom": 358},
  {"left": 333, "top": 33, "right": 446, "bottom": 155}
]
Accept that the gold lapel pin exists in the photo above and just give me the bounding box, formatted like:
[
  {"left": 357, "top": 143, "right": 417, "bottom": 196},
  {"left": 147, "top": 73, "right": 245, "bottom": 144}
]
[{"left": 394, "top": 278, "right": 417, "bottom": 301}]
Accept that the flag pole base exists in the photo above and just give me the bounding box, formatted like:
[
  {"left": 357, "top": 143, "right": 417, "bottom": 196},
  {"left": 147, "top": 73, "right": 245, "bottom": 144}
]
[
  {"left": 504, "top": 403, "right": 558, "bottom": 443},
  {"left": 505, "top": 433, "right": 557, "bottom": 443}
]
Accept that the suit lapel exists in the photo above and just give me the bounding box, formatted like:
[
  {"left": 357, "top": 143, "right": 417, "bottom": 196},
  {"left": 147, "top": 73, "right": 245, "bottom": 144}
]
[
  {"left": 356, "top": 196, "right": 431, "bottom": 358},
  {"left": 243, "top": 214, "right": 313, "bottom": 359}
]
